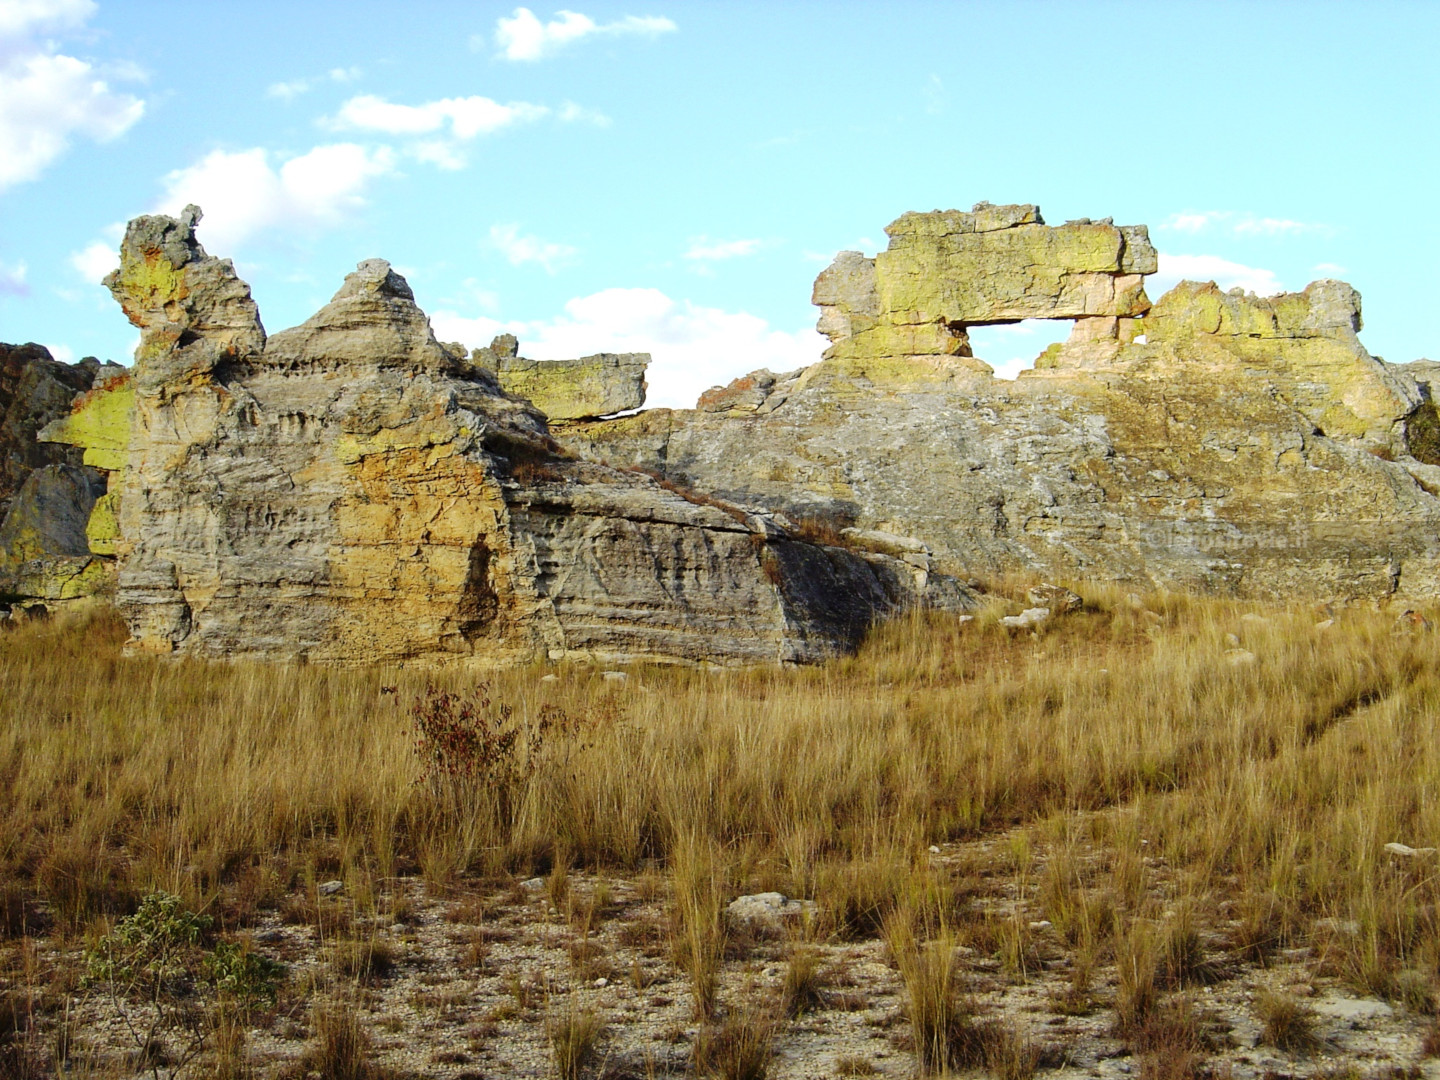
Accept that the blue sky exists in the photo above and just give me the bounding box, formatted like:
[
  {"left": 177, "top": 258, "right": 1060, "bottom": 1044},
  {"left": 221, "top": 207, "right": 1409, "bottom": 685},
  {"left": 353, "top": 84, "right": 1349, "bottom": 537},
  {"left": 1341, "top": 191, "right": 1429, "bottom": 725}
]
[{"left": 2, "top": 0, "right": 1437, "bottom": 406}]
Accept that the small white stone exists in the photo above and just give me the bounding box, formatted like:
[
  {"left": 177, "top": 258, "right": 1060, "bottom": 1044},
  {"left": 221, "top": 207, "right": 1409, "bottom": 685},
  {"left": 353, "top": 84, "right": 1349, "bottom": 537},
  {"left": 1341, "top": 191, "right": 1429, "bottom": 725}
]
[
  {"left": 602, "top": 671, "right": 629, "bottom": 683},
  {"left": 928, "top": 845, "right": 941, "bottom": 855},
  {"left": 520, "top": 876, "right": 546, "bottom": 891},
  {"left": 318, "top": 880, "right": 343, "bottom": 896},
  {"left": 1385, "top": 842, "right": 1437, "bottom": 857},
  {"left": 593, "top": 977, "right": 609, "bottom": 988},
  {"left": 540, "top": 673, "right": 559, "bottom": 683}
]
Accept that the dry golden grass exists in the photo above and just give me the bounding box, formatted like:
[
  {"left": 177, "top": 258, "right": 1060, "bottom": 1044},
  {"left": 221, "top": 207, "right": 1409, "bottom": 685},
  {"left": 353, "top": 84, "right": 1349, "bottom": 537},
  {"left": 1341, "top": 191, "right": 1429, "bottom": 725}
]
[{"left": 1, "top": 582, "right": 1439, "bottom": 1035}]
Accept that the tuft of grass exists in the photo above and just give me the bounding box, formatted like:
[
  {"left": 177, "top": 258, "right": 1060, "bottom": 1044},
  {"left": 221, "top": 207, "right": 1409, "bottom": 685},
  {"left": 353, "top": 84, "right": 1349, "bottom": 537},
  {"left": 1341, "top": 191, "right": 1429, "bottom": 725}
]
[
  {"left": 669, "top": 837, "right": 724, "bottom": 1021},
  {"left": 779, "top": 946, "right": 827, "bottom": 1018},
  {"left": 692, "top": 1007, "right": 775, "bottom": 1080},
  {"left": 1255, "top": 989, "right": 1320, "bottom": 1053},
  {"left": 329, "top": 937, "right": 396, "bottom": 984},
  {"left": 1113, "top": 922, "right": 1158, "bottom": 1038},
  {"left": 304, "top": 1003, "right": 388, "bottom": 1080},
  {"left": 548, "top": 1006, "right": 606, "bottom": 1080},
  {"left": 887, "top": 925, "right": 990, "bottom": 1076}
]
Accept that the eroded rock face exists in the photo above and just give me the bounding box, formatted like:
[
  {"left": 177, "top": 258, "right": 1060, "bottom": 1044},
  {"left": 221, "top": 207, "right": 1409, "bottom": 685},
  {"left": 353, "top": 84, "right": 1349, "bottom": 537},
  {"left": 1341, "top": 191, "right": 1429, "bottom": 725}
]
[
  {"left": 563, "top": 204, "right": 1440, "bottom": 602},
  {"left": 472, "top": 335, "right": 648, "bottom": 421},
  {"left": 91, "top": 208, "right": 958, "bottom": 663}
]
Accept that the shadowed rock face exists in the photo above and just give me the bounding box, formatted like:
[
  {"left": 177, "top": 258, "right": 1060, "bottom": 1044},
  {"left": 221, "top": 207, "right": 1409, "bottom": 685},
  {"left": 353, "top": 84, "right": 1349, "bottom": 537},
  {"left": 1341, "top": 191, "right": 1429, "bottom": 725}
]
[
  {"left": 0, "top": 344, "right": 124, "bottom": 603},
  {"left": 0, "top": 343, "right": 107, "bottom": 519},
  {"left": 87, "top": 206, "right": 959, "bottom": 663},
  {"left": 564, "top": 204, "right": 1440, "bottom": 602}
]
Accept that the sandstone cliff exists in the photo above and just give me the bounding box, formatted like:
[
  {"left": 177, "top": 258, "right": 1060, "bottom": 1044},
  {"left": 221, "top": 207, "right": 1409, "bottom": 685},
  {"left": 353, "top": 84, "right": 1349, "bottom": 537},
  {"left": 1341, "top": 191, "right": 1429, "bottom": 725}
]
[
  {"left": 564, "top": 203, "right": 1440, "bottom": 602},
  {"left": 55, "top": 206, "right": 958, "bottom": 663}
]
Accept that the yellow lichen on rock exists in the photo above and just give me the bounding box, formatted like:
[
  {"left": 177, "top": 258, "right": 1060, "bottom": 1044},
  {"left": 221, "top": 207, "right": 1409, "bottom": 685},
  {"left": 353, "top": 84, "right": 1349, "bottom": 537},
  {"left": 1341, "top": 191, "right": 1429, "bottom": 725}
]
[{"left": 38, "top": 372, "right": 135, "bottom": 471}]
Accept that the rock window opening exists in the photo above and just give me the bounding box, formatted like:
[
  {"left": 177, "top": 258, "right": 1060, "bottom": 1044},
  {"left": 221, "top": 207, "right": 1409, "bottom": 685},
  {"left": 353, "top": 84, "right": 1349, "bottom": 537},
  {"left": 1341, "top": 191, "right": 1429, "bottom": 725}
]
[{"left": 965, "top": 320, "right": 1075, "bottom": 380}]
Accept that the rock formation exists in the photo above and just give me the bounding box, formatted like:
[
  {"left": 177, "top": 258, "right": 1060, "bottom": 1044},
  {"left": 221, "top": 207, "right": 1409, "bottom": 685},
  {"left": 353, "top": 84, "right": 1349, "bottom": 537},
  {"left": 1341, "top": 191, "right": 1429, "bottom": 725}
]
[
  {"left": 0, "top": 343, "right": 122, "bottom": 603},
  {"left": 18, "top": 197, "right": 1440, "bottom": 659},
  {"left": 564, "top": 203, "right": 1440, "bottom": 602},
  {"left": 42, "top": 206, "right": 959, "bottom": 663},
  {"left": 471, "top": 333, "right": 648, "bottom": 421}
]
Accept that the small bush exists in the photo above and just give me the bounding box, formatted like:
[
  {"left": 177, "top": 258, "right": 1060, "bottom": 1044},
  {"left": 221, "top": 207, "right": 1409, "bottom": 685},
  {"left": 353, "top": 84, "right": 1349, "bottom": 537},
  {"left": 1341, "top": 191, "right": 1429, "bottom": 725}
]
[
  {"left": 205, "top": 940, "right": 286, "bottom": 1007},
  {"left": 86, "top": 890, "right": 212, "bottom": 988}
]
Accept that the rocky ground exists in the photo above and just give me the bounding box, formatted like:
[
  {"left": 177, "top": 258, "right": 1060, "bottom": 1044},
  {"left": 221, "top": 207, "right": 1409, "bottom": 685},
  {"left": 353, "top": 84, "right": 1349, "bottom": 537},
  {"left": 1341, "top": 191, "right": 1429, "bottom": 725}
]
[{"left": 20, "top": 825, "right": 1438, "bottom": 1079}]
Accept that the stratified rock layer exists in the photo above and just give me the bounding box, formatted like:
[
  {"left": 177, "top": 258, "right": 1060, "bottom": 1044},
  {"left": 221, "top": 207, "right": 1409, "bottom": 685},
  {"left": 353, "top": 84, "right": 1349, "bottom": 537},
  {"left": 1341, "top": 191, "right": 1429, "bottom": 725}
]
[
  {"left": 96, "top": 207, "right": 957, "bottom": 663},
  {"left": 566, "top": 204, "right": 1440, "bottom": 602}
]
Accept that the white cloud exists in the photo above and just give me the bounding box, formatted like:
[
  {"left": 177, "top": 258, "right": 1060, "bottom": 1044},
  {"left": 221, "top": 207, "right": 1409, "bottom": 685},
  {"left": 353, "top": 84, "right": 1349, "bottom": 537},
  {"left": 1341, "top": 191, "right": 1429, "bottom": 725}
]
[
  {"left": 1160, "top": 210, "right": 1330, "bottom": 238},
  {"left": 329, "top": 93, "right": 549, "bottom": 139},
  {"left": 431, "top": 287, "right": 825, "bottom": 409},
  {"left": 557, "top": 100, "right": 610, "bottom": 126},
  {"left": 1151, "top": 253, "right": 1284, "bottom": 298},
  {"left": 0, "top": 0, "right": 94, "bottom": 46},
  {"left": 0, "top": 1, "right": 144, "bottom": 191},
  {"left": 0, "top": 257, "right": 27, "bottom": 296},
  {"left": 488, "top": 223, "right": 578, "bottom": 273},
  {"left": 158, "top": 143, "right": 396, "bottom": 251},
  {"left": 489, "top": 7, "right": 677, "bottom": 61},
  {"left": 69, "top": 239, "right": 116, "bottom": 282},
  {"left": 411, "top": 139, "right": 467, "bottom": 170},
  {"left": 267, "top": 78, "right": 312, "bottom": 100},
  {"left": 923, "top": 73, "right": 945, "bottom": 115},
  {"left": 684, "top": 237, "right": 763, "bottom": 261},
  {"left": 44, "top": 342, "right": 74, "bottom": 363},
  {"left": 267, "top": 67, "right": 362, "bottom": 101}
]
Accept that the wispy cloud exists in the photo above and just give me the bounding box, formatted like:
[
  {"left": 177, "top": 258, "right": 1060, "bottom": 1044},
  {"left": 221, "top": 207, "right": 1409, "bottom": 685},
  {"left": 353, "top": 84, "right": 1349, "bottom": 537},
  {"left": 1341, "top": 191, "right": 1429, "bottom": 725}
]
[
  {"left": 328, "top": 94, "right": 549, "bottom": 138},
  {"left": 558, "top": 100, "right": 611, "bottom": 126},
  {"left": 923, "top": 73, "right": 945, "bottom": 115},
  {"left": 69, "top": 240, "right": 116, "bottom": 283},
  {"left": 1160, "top": 210, "right": 1332, "bottom": 238},
  {"left": 489, "top": 223, "right": 578, "bottom": 273},
  {"left": 684, "top": 237, "right": 763, "bottom": 261},
  {"left": 0, "top": 258, "right": 28, "bottom": 297},
  {"left": 1152, "top": 253, "right": 1284, "bottom": 297},
  {"left": 267, "top": 66, "right": 362, "bottom": 101},
  {"left": 486, "top": 7, "right": 677, "bottom": 61},
  {"left": 0, "top": 0, "right": 144, "bottom": 191}
]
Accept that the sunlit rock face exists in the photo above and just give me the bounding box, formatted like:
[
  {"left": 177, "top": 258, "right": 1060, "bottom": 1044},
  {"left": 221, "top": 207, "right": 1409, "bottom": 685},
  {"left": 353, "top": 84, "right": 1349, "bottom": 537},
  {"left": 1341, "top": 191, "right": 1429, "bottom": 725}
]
[
  {"left": 83, "top": 206, "right": 956, "bottom": 664},
  {"left": 564, "top": 204, "right": 1440, "bottom": 602}
]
